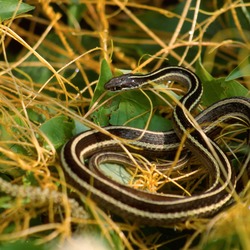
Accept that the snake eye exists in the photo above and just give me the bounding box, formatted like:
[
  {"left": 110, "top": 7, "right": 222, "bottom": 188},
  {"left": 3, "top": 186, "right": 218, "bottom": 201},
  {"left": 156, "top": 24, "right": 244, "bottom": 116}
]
[{"left": 112, "top": 86, "right": 120, "bottom": 91}]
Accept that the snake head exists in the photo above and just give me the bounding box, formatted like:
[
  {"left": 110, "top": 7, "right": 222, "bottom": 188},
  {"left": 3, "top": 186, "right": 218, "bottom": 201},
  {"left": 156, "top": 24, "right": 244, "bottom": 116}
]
[{"left": 104, "top": 73, "right": 142, "bottom": 91}]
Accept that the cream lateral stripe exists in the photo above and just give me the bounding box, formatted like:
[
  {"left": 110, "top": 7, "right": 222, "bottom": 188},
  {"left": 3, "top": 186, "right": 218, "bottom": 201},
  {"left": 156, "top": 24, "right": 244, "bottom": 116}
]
[
  {"left": 61, "top": 66, "right": 250, "bottom": 225},
  {"left": 63, "top": 134, "right": 232, "bottom": 203},
  {"left": 60, "top": 150, "right": 233, "bottom": 222}
]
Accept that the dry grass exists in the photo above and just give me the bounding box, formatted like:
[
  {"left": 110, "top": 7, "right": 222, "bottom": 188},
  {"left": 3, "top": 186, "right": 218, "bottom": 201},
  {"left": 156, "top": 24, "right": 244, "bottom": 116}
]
[{"left": 0, "top": 0, "right": 249, "bottom": 249}]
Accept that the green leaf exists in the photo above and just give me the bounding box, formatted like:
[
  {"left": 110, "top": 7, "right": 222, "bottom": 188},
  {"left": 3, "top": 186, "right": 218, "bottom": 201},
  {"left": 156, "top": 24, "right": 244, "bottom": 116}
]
[
  {"left": 0, "top": 0, "right": 34, "bottom": 21},
  {"left": 196, "top": 59, "right": 249, "bottom": 106},
  {"left": 0, "top": 196, "right": 13, "bottom": 209},
  {"left": 14, "top": 53, "right": 53, "bottom": 85},
  {"left": 90, "top": 59, "right": 113, "bottom": 107},
  {"left": 27, "top": 108, "right": 46, "bottom": 124},
  {"left": 91, "top": 104, "right": 120, "bottom": 127},
  {"left": 201, "top": 234, "right": 242, "bottom": 250},
  {"left": 99, "top": 163, "right": 132, "bottom": 185},
  {"left": 39, "top": 115, "right": 74, "bottom": 149},
  {"left": 201, "top": 77, "right": 249, "bottom": 106},
  {"left": 109, "top": 91, "right": 171, "bottom": 131},
  {"left": 73, "top": 119, "right": 90, "bottom": 134},
  {"left": 91, "top": 65, "right": 172, "bottom": 131},
  {"left": 90, "top": 62, "right": 124, "bottom": 126},
  {"left": 67, "top": 3, "right": 86, "bottom": 25},
  {"left": 23, "top": 171, "right": 39, "bottom": 186},
  {"left": 196, "top": 57, "right": 214, "bottom": 82},
  {"left": 0, "top": 240, "right": 45, "bottom": 250},
  {"left": 226, "top": 56, "right": 250, "bottom": 81},
  {"left": 0, "top": 115, "right": 31, "bottom": 158}
]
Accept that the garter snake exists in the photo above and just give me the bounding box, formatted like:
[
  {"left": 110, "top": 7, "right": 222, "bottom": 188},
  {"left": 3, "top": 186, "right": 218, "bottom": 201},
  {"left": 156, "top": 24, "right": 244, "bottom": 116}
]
[{"left": 61, "top": 66, "right": 250, "bottom": 225}]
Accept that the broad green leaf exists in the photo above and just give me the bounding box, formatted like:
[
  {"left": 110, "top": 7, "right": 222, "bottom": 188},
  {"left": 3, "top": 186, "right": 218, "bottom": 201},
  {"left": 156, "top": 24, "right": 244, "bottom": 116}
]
[
  {"left": 73, "top": 119, "right": 90, "bottom": 134},
  {"left": 91, "top": 104, "right": 119, "bottom": 127},
  {"left": 90, "top": 59, "right": 113, "bottom": 107},
  {"left": 202, "top": 77, "right": 249, "bottom": 106},
  {"left": 99, "top": 163, "right": 132, "bottom": 185},
  {"left": 196, "top": 57, "right": 214, "bottom": 82},
  {"left": 27, "top": 108, "right": 46, "bottom": 124},
  {"left": 40, "top": 115, "right": 74, "bottom": 149},
  {"left": 196, "top": 59, "right": 249, "bottom": 106},
  {"left": 14, "top": 54, "right": 53, "bottom": 85},
  {"left": 226, "top": 56, "right": 250, "bottom": 81},
  {"left": 90, "top": 62, "right": 130, "bottom": 126},
  {"left": 109, "top": 91, "right": 171, "bottom": 131},
  {"left": 0, "top": 0, "right": 34, "bottom": 21}
]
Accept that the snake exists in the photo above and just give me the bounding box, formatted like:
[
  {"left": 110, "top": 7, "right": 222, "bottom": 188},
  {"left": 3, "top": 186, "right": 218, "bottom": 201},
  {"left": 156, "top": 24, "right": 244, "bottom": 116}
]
[{"left": 61, "top": 66, "right": 250, "bottom": 225}]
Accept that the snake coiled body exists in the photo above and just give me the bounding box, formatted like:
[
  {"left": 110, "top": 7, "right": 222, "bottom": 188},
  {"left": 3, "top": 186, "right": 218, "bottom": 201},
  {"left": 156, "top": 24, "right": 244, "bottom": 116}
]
[{"left": 61, "top": 66, "right": 250, "bottom": 225}]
